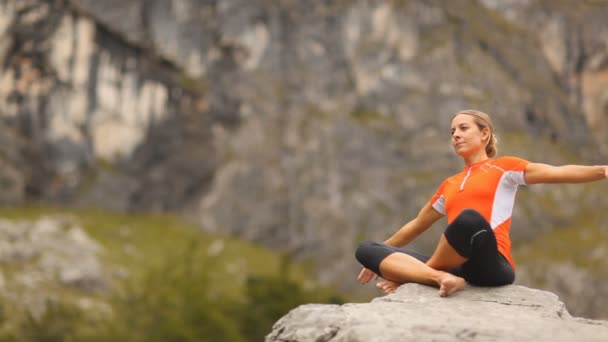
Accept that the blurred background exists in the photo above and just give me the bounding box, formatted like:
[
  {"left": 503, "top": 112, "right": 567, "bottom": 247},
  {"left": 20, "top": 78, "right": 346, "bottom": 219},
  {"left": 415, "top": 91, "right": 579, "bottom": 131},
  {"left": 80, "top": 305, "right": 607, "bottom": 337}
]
[{"left": 1, "top": 0, "right": 608, "bottom": 340}]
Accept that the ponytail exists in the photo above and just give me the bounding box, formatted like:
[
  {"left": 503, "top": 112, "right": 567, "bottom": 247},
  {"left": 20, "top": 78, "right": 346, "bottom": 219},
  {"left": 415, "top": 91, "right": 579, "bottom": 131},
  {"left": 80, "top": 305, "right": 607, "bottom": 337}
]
[{"left": 486, "top": 133, "right": 498, "bottom": 158}]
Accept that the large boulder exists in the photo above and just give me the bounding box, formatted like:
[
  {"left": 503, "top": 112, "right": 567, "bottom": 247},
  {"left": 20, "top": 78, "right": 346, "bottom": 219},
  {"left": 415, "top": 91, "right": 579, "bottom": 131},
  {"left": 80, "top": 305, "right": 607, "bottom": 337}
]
[{"left": 266, "top": 284, "right": 608, "bottom": 341}]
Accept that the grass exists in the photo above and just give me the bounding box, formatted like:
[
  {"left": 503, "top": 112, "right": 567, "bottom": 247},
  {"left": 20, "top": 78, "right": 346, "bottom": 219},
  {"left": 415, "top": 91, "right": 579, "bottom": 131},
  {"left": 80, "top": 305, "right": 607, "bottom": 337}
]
[
  {"left": 514, "top": 221, "right": 608, "bottom": 274},
  {"left": 0, "top": 206, "right": 351, "bottom": 340},
  {"left": 351, "top": 110, "right": 388, "bottom": 124},
  {"left": 0, "top": 206, "right": 317, "bottom": 300}
]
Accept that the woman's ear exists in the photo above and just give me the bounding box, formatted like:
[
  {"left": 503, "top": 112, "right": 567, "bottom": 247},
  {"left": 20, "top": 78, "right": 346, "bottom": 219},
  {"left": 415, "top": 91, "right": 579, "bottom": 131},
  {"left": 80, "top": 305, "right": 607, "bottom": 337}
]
[{"left": 482, "top": 128, "right": 490, "bottom": 142}]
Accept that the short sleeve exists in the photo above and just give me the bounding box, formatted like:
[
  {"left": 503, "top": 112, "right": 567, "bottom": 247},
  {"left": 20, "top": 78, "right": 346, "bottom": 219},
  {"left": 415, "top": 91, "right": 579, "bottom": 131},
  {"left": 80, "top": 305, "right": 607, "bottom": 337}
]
[
  {"left": 496, "top": 156, "right": 529, "bottom": 186},
  {"left": 430, "top": 180, "right": 447, "bottom": 215}
]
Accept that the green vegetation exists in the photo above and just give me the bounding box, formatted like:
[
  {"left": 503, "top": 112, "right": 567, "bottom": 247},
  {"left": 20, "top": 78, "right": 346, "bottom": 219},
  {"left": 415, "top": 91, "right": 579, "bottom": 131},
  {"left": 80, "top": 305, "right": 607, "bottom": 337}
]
[
  {"left": 499, "top": 131, "right": 586, "bottom": 164},
  {"left": 513, "top": 220, "right": 608, "bottom": 291},
  {"left": 351, "top": 110, "right": 390, "bottom": 125},
  {"left": 0, "top": 207, "right": 346, "bottom": 341},
  {"left": 177, "top": 73, "right": 208, "bottom": 95}
]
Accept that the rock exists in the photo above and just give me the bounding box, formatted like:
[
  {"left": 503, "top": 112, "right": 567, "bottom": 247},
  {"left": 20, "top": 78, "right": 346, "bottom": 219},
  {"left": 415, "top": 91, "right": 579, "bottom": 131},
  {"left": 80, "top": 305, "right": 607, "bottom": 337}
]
[
  {"left": 516, "top": 261, "right": 608, "bottom": 319},
  {"left": 266, "top": 284, "right": 608, "bottom": 342},
  {"left": 0, "top": 217, "right": 105, "bottom": 293}
]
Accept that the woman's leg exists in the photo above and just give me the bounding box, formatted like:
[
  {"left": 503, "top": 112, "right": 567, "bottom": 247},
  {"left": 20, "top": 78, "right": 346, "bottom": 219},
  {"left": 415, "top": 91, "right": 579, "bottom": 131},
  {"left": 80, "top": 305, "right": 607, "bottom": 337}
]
[
  {"left": 426, "top": 234, "right": 468, "bottom": 271},
  {"left": 377, "top": 251, "right": 465, "bottom": 297},
  {"left": 355, "top": 240, "right": 429, "bottom": 276},
  {"left": 355, "top": 209, "right": 513, "bottom": 296},
  {"left": 355, "top": 240, "right": 465, "bottom": 296},
  {"left": 439, "top": 208, "right": 515, "bottom": 286}
]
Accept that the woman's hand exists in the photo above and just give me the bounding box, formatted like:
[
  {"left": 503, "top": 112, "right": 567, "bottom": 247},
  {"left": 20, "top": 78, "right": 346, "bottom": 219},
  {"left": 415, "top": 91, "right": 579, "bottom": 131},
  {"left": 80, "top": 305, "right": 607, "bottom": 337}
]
[{"left": 357, "top": 267, "right": 379, "bottom": 284}]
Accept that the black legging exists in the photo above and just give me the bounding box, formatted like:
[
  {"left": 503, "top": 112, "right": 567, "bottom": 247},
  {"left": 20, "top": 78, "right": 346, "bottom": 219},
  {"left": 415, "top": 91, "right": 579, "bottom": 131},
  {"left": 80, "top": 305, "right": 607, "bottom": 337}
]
[{"left": 355, "top": 209, "right": 514, "bottom": 286}]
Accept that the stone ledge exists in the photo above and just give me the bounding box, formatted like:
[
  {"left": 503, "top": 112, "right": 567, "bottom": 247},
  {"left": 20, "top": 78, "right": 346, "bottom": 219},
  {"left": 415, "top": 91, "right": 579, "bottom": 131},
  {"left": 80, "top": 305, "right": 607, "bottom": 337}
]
[{"left": 266, "top": 284, "right": 608, "bottom": 342}]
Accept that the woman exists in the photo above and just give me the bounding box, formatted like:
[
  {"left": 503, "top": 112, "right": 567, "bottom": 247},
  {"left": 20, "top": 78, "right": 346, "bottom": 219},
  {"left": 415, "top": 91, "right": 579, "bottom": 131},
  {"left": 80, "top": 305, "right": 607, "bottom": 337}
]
[{"left": 355, "top": 109, "right": 608, "bottom": 297}]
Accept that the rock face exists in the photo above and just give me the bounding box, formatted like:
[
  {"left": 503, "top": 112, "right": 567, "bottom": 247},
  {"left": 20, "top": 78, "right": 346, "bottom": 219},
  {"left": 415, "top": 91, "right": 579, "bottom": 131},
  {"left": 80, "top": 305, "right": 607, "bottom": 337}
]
[
  {"left": 266, "top": 284, "right": 608, "bottom": 342},
  {"left": 0, "top": 0, "right": 215, "bottom": 209}
]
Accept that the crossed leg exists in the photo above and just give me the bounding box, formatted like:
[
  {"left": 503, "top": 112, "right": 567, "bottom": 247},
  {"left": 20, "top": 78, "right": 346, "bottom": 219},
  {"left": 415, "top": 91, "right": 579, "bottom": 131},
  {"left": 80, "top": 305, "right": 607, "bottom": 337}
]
[
  {"left": 357, "top": 210, "right": 507, "bottom": 296},
  {"left": 375, "top": 234, "right": 467, "bottom": 297}
]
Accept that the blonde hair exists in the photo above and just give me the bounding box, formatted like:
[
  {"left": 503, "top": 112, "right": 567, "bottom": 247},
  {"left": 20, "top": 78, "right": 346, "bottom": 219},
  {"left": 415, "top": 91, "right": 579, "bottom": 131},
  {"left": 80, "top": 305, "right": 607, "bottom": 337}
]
[{"left": 453, "top": 109, "right": 498, "bottom": 158}]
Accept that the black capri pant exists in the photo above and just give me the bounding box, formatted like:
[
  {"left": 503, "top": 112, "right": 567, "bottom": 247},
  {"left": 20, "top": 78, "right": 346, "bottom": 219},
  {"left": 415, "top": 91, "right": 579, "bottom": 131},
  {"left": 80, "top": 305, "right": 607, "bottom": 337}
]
[{"left": 355, "top": 209, "right": 515, "bottom": 286}]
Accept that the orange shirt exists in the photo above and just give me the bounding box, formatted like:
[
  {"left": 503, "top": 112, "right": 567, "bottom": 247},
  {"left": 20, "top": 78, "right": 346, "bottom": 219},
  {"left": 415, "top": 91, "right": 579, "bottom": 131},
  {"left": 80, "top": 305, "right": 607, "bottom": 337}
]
[{"left": 430, "top": 157, "right": 529, "bottom": 269}]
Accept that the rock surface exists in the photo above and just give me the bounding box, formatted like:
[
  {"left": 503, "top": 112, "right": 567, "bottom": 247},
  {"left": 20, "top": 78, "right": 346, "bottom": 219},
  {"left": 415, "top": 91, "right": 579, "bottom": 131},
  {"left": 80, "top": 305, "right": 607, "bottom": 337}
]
[
  {"left": 0, "top": 216, "right": 106, "bottom": 314},
  {"left": 266, "top": 284, "right": 608, "bottom": 342}
]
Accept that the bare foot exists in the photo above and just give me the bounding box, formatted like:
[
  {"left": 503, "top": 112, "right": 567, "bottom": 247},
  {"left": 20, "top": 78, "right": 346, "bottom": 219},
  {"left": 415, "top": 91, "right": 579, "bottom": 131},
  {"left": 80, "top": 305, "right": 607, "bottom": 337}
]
[
  {"left": 376, "top": 280, "right": 401, "bottom": 294},
  {"left": 437, "top": 272, "right": 465, "bottom": 297}
]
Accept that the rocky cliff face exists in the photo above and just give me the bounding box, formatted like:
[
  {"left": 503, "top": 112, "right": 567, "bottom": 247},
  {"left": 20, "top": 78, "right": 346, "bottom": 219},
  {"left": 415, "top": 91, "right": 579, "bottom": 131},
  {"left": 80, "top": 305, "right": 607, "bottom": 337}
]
[
  {"left": 0, "top": 0, "right": 607, "bottom": 317},
  {"left": 0, "top": 0, "right": 225, "bottom": 210},
  {"left": 482, "top": 0, "right": 608, "bottom": 154},
  {"left": 266, "top": 284, "right": 608, "bottom": 342}
]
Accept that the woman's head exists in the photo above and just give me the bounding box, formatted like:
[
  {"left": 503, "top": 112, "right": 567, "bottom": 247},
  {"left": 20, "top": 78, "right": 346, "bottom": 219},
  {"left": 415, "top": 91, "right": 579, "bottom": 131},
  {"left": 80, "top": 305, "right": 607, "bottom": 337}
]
[{"left": 451, "top": 109, "right": 498, "bottom": 158}]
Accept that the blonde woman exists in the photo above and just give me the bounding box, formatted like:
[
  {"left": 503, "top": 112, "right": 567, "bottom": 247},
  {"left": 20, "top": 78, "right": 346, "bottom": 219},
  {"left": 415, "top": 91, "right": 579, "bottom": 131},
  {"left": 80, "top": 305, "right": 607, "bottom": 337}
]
[{"left": 355, "top": 109, "right": 608, "bottom": 297}]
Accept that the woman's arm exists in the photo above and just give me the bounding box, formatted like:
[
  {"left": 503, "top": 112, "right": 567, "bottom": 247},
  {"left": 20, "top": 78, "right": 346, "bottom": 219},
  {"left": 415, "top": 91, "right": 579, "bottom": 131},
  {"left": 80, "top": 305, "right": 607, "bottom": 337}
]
[
  {"left": 384, "top": 202, "right": 444, "bottom": 247},
  {"left": 525, "top": 163, "right": 608, "bottom": 185}
]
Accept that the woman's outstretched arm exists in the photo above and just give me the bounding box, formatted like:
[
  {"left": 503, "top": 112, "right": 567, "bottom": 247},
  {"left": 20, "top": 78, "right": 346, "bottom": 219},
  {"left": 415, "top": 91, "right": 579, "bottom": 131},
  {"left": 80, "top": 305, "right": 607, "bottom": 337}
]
[{"left": 524, "top": 163, "right": 608, "bottom": 185}]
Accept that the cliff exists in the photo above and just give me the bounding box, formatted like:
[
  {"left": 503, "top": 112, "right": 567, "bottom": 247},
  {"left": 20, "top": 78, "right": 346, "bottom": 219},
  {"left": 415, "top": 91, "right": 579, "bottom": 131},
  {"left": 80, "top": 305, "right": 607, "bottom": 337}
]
[{"left": 266, "top": 283, "right": 608, "bottom": 342}]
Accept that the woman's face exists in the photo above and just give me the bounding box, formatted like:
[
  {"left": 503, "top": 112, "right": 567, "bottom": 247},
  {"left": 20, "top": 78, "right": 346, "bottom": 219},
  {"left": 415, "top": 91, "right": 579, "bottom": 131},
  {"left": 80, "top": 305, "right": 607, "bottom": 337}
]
[{"left": 450, "top": 114, "right": 489, "bottom": 158}]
